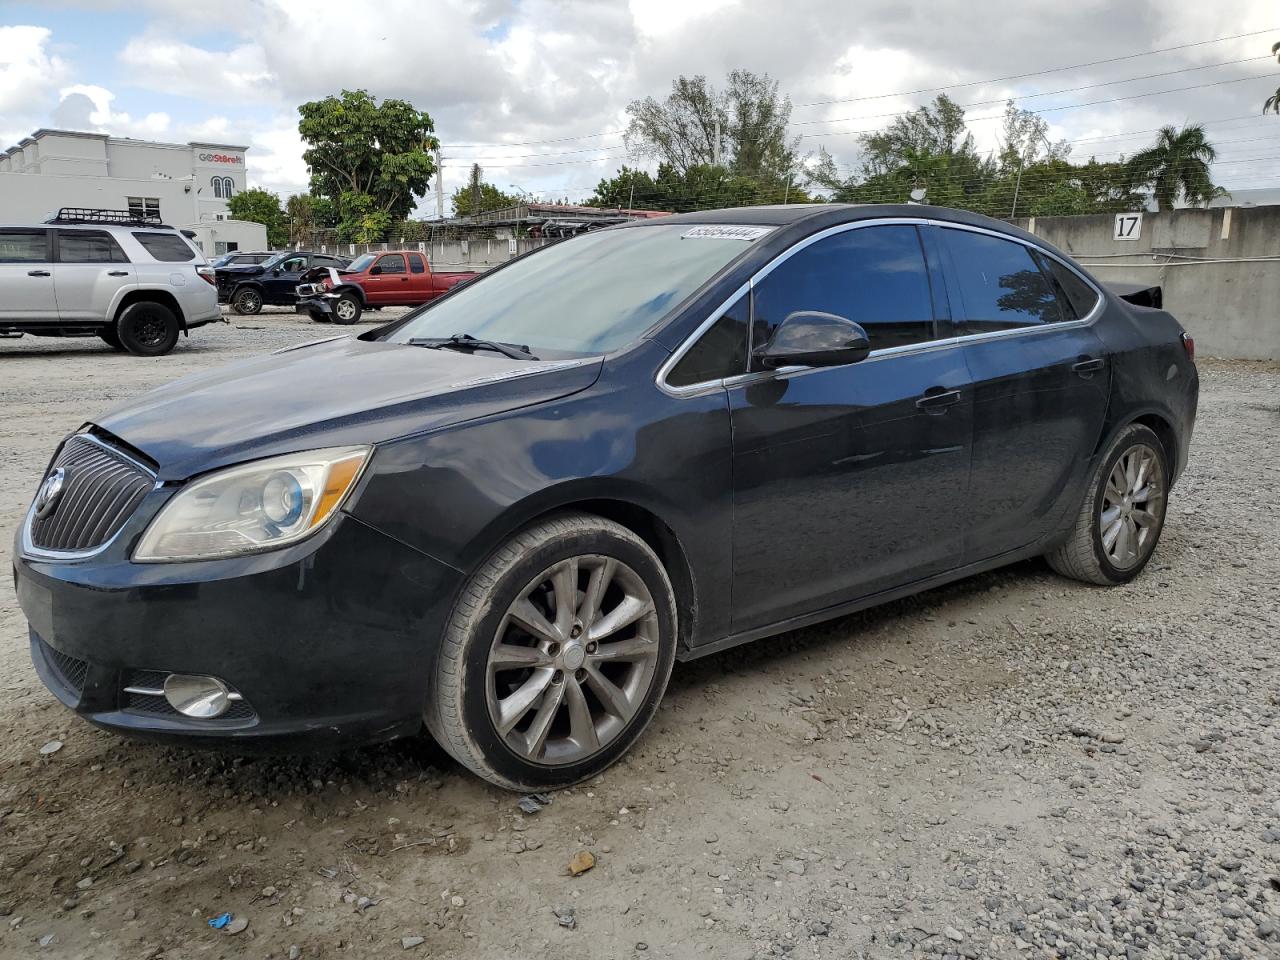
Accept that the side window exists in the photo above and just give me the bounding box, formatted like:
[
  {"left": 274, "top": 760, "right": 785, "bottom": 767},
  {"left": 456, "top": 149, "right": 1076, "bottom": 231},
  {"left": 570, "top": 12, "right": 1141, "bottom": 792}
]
[
  {"left": 131, "top": 232, "right": 195, "bottom": 262},
  {"left": 940, "top": 229, "right": 1063, "bottom": 333},
  {"left": 667, "top": 295, "right": 750, "bottom": 387},
  {"left": 408, "top": 253, "right": 425, "bottom": 274},
  {"left": 1041, "top": 256, "right": 1099, "bottom": 321},
  {"left": 280, "top": 256, "right": 307, "bottom": 272},
  {"left": 751, "top": 225, "right": 936, "bottom": 356},
  {"left": 58, "top": 230, "right": 129, "bottom": 264},
  {"left": 378, "top": 254, "right": 406, "bottom": 274},
  {"left": 0, "top": 228, "right": 50, "bottom": 263}
]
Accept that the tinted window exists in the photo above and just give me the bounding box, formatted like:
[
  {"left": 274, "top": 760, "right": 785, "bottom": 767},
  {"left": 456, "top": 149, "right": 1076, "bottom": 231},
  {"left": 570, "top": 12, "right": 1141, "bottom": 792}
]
[
  {"left": 132, "top": 232, "right": 195, "bottom": 262},
  {"left": 408, "top": 253, "right": 425, "bottom": 274},
  {"left": 0, "top": 229, "right": 49, "bottom": 263},
  {"left": 751, "top": 225, "right": 936, "bottom": 355},
  {"left": 378, "top": 254, "right": 406, "bottom": 274},
  {"left": 941, "top": 229, "right": 1062, "bottom": 333},
  {"left": 58, "top": 230, "right": 128, "bottom": 264},
  {"left": 1042, "top": 256, "right": 1099, "bottom": 320},
  {"left": 667, "top": 295, "right": 749, "bottom": 387}
]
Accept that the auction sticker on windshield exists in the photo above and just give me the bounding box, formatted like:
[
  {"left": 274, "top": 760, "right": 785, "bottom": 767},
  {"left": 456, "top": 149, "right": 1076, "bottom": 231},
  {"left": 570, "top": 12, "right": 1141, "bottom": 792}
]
[{"left": 681, "top": 225, "right": 773, "bottom": 241}]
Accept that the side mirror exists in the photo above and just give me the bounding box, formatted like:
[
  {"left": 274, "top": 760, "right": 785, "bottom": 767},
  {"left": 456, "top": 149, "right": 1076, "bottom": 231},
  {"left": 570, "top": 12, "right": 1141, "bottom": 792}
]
[
  {"left": 271, "top": 267, "right": 281, "bottom": 276},
  {"left": 370, "top": 265, "right": 382, "bottom": 275},
  {"left": 754, "top": 311, "right": 871, "bottom": 369}
]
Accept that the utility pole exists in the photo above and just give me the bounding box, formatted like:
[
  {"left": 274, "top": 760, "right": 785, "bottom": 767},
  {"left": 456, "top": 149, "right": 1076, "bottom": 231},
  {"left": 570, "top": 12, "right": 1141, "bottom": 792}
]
[
  {"left": 713, "top": 119, "right": 721, "bottom": 167},
  {"left": 434, "top": 146, "right": 444, "bottom": 220}
]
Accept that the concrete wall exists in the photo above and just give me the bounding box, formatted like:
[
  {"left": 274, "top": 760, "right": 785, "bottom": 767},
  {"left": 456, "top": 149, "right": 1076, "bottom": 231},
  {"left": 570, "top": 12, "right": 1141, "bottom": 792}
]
[
  {"left": 305, "top": 237, "right": 553, "bottom": 270},
  {"left": 1010, "top": 206, "right": 1280, "bottom": 360}
]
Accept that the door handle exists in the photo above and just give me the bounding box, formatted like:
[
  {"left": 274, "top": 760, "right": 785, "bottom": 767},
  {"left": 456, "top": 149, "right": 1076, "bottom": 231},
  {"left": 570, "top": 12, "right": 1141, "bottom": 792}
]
[
  {"left": 1072, "top": 357, "right": 1105, "bottom": 377},
  {"left": 27, "top": 269, "right": 51, "bottom": 277},
  {"left": 107, "top": 270, "right": 129, "bottom": 277},
  {"left": 916, "top": 388, "right": 961, "bottom": 413}
]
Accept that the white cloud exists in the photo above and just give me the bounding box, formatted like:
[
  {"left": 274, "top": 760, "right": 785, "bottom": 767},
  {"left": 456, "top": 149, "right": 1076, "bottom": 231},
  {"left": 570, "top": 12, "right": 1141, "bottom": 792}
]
[
  {"left": 118, "top": 31, "right": 273, "bottom": 101},
  {"left": 53, "top": 83, "right": 171, "bottom": 138},
  {"left": 0, "top": 26, "right": 73, "bottom": 145}
]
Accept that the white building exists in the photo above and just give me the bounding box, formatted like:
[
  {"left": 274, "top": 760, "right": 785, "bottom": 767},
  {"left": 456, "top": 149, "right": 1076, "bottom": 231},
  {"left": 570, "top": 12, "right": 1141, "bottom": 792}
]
[{"left": 0, "top": 129, "right": 268, "bottom": 256}]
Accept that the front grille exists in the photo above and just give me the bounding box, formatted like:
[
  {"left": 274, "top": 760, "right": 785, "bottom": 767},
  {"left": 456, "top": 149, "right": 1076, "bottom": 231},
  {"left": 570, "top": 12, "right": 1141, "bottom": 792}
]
[
  {"left": 29, "top": 434, "right": 154, "bottom": 553},
  {"left": 37, "top": 634, "right": 89, "bottom": 695}
]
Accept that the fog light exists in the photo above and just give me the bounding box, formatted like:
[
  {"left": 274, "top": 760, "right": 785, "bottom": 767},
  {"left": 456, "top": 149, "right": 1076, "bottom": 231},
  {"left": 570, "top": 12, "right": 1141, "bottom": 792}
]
[{"left": 163, "top": 674, "right": 231, "bottom": 718}]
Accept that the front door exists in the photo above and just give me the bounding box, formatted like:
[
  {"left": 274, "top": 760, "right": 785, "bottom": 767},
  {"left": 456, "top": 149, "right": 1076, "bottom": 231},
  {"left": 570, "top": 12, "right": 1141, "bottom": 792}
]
[
  {"left": 727, "top": 223, "right": 973, "bottom": 632},
  {"left": 53, "top": 229, "right": 136, "bottom": 321},
  {"left": 0, "top": 228, "right": 58, "bottom": 322},
  {"left": 265, "top": 254, "right": 309, "bottom": 303},
  {"left": 930, "top": 226, "right": 1112, "bottom": 562},
  {"left": 365, "top": 253, "right": 408, "bottom": 305}
]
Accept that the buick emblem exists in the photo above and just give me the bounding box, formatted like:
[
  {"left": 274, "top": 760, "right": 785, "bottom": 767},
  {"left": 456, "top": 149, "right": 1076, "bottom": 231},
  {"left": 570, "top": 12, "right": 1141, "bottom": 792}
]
[{"left": 35, "top": 468, "right": 66, "bottom": 518}]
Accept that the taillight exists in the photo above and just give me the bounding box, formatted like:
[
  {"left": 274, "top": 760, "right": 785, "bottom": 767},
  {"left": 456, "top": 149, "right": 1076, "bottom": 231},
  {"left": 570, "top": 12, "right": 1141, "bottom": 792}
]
[
  {"left": 1181, "top": 332, "right": 1195, "bottom": 362},
  {"left": 196, "top": 266, "right": 216, "bottom": 287}
]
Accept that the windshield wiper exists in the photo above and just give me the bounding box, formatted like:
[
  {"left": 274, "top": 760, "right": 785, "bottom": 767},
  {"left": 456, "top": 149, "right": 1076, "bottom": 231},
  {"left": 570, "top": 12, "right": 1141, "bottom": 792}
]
[{"left": 408, "top": 333, "right": 539, "bottom": 361}]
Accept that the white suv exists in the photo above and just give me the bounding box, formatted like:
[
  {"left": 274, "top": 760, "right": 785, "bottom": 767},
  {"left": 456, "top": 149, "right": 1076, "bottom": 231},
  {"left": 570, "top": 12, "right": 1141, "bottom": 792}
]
[{"left": 0, "top": 209, "right": 222, "bottom": 356}]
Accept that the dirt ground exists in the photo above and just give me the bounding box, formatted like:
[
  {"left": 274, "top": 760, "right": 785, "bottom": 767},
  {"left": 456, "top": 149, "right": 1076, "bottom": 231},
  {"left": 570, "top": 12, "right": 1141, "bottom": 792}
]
[{"left": 0, "top": 312, "right": 1277, "bottom": 960}]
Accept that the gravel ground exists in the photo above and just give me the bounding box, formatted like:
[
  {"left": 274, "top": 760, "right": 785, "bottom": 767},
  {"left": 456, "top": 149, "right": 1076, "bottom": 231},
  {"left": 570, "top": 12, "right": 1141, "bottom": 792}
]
[{"left": 0, "top": 312, "right": 1277, "bottom": 960}]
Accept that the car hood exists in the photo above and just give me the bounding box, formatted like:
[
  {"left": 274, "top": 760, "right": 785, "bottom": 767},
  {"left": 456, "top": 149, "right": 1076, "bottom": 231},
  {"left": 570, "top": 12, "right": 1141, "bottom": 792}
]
[{"left": 96, "top": 336, "right": 604, "bottom": 481}]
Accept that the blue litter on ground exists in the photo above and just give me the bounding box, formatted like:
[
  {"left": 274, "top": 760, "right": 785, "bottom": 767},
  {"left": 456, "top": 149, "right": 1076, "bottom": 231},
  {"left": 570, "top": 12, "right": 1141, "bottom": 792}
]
[{"left": 208, "top": 912, "right": 233, "bottom": 929}]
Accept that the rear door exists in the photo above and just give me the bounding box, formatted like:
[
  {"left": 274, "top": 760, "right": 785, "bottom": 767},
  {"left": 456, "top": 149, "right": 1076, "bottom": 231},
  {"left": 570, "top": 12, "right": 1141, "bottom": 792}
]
[
  {"left": 931, "top": 225, "right": 1110, "bottom": 563},
  {"left": 406, "top": 253, "right": 431, "bottom": 303},
  {"left": 53, "top": 229, "right": 136, "bottom": 320},
  {"left": 0, "top": 228, "right": 58, "bottom": 322},
  {"left": 365, "top": 253, "right": 408, "bottom": 304},
  {"left": 724, "top": 222, "right": 973, "bottom": 631}
]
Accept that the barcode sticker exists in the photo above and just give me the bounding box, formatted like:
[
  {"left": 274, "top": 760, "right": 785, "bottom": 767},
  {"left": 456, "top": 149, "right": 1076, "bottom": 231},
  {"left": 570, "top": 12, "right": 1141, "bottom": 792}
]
[{"left": 681, "top": 225, "right": 773, "bottom": 241}]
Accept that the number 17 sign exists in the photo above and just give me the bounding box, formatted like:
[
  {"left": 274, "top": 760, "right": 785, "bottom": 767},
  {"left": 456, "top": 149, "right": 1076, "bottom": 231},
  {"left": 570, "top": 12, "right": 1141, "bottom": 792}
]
[{"left": 1114, "top": 212, "right": 1143, "bottom": 240}]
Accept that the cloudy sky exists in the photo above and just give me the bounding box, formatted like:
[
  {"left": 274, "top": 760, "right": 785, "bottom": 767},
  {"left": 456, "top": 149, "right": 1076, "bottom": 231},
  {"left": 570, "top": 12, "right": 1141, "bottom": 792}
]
[{"left": 2, "top": 0, "right": 1278, "bottom": 213}]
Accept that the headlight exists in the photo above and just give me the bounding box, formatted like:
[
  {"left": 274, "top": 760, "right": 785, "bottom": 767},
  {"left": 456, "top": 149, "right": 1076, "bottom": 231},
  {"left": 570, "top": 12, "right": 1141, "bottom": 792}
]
[{"left": 133, "top": 446, "right": 370, "bottom": 562}]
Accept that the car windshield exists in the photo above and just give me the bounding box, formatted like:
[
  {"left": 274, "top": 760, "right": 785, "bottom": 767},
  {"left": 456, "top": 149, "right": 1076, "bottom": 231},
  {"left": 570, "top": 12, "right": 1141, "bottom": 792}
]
[
  {"left": 347, "top": 254, "right": 375, "bottom": 272},
  {"left": 384, "top": 224, "right": 762, "bottom": 355}
]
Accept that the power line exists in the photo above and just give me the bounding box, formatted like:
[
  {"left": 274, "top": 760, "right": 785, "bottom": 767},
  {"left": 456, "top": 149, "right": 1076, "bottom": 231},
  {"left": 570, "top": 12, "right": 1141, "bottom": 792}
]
[{"left": 795, "top": 27, "right": 1280, "bottom": 107}]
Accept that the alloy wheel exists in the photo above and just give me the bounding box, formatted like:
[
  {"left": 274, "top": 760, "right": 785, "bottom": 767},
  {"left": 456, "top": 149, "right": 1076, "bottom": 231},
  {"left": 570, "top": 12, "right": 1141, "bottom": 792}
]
[
  {"left": 238, "top": 291, "right": 260, "bottom": 313},
  {"left": 485, "top": 555, "right": 660, "bottom": 766},
  {"left": 335, "top": 299, "right": 357, "bottom": 321},
  {"left": 1099, "top": 442, "right": 1165, "bottom": 570},
  {"left": 134, "top": 315, "right": 166, "bottom": 347}
]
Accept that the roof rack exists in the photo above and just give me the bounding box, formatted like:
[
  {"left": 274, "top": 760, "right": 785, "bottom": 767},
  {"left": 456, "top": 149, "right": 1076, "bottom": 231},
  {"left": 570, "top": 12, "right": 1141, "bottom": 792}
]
[{"left": 44, "top": 207, "right": 174, "bottom": 228}]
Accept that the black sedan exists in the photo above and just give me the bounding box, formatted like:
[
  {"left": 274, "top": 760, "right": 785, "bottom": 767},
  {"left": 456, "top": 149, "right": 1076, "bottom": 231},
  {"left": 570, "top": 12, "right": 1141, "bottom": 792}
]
[{"left": 13, "top": 205, "right": 1197, "bottom": 790}]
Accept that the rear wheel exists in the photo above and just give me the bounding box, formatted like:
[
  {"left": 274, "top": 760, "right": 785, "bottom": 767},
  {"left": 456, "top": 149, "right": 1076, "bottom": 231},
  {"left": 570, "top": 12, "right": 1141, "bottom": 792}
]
[
  {"left": 426, "top": 514, "right": 678, "bottom": 791},
  {"left": 232, "top": 287, "right": 263, "bottom": 315},
  {"left": 1047, "top": 423, "right": 1169, "bottom": 585},
  {"left": 331, "top": 292, "right": 362, "bottom": 325},
  {"left": 116, "top": 302, "right": 180, "bottom": 357}
]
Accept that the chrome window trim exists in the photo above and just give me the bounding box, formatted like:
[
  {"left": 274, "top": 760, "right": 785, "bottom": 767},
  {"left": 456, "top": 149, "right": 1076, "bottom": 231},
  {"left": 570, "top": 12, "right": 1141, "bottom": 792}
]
[
  {"left": 655, "top": 216, "right": 1105, "bottom": 397},
  {"left": 20, "top": 432, "right": 160, "bottom": 562}
]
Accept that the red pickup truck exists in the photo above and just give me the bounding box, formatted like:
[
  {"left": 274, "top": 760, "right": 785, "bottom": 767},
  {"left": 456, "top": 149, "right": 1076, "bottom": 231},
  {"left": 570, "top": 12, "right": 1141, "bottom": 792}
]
[{"left": 296, "top": 250, "right": 479, "bottom": 324}]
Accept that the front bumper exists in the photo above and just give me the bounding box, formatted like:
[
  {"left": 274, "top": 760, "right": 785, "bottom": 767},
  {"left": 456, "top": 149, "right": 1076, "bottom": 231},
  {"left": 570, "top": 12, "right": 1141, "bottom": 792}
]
[
  {"left": 296, "top": 293, "right": 335, "bottom": 318},
  {"left": 13, "top": 509, "right": 463, "bottom": 752}
]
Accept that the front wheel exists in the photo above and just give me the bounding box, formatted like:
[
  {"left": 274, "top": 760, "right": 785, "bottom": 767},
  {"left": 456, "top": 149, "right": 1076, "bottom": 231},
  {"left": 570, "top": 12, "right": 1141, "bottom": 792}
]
[
  {"left": 1047, "top": 423, "right": 1169, "bottom": 585},
  {"left": 426, "top": 514, "right": 678, "bottom": 791},
  {"left": 331, "top": 292, "right": 362, "bottom": 325},
  {"left": 232, "top": 287, "right": 263, "bottom": 315}
]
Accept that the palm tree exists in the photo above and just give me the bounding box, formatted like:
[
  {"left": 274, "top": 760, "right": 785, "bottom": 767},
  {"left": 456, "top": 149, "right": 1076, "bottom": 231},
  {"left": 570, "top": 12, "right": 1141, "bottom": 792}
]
[
  {"left": 1127, "top": 125, "right": 1219, "bottom": 211},
  {"left": 1265, "top": 41, "right": 1280, "bottom": 114}
]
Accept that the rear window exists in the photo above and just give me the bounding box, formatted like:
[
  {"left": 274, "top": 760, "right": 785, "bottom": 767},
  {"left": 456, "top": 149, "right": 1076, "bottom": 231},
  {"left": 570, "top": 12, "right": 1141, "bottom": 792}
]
[
  {"left": 59, "top": 230, "right": 129, "bottom": 264},
  {"left": 132, "top": 231, "right": 195, "bottom": 262}
]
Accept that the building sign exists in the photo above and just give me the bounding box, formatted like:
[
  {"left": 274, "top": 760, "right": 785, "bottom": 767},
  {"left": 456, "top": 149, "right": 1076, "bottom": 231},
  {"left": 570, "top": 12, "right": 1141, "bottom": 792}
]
[
  {"left": 1114, "top": 212, "right": 1142, "bottom": 241},
  {"left": 198, "top": 152, "right": 243, "bottom": 165}
]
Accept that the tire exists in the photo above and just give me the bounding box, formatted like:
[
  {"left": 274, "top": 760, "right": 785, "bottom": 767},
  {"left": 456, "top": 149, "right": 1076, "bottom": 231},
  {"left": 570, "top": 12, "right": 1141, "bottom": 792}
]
[
  {"left": 232, "top": 287, "right": 263, "bottom": 315},
  {"left": 308, "top": 309, "right": 330, "bottom": 323},
  {"left": 1046, "top": 423, "right": 1169, "bottom": 585},
  {"left": 116, "top": 302, "right": 181, "bottom": 357},
  {"left": 98, "top": 325, "right": 125, "bottom": 351},
  {"left": 331, "top": 292, "right": 362, "bottom": 325},
  {"left": 427, "top": 513, "right": 678, "bottom": 791}
]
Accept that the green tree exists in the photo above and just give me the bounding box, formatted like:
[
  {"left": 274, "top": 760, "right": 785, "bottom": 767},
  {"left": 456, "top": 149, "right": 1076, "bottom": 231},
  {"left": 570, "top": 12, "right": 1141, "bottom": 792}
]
[
  {"left": 585, "top": 166, "right": 664, "bottom": 209},
  {"left": 450, "top": 164, "right": 520, "bottom": 217},
  {"left": 227, "top": 187, "right": 288, "bottom": 247},
  {"left": 858, "top": 94, "right": 978, "bottom": 176},
  {"left": 624, "top": 70, "right": 800, "bottom": 184},
  {"left": 1126, "top": 125, "right": 1219, "bottom": 210},
  {"left": 1265, "top": 40, "right": 1280, "bottom": 113},
  {"left": 284, "top": 193, "right": 316, "bottom": 244},
  {"left": 298, "top": 89, "right": 438, "bottom": 233}
]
